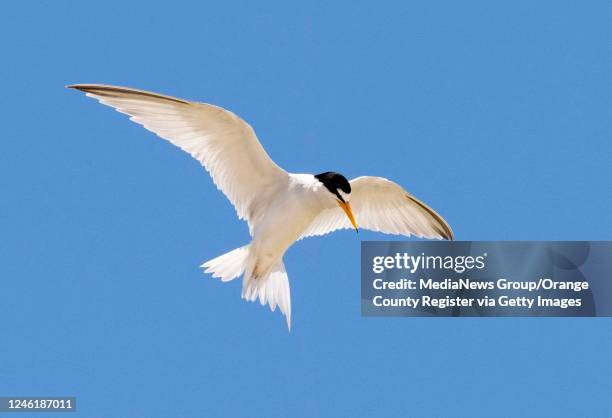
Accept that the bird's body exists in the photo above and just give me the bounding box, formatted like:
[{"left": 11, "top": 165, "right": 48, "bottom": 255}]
[
  {"left": 250, "top": 174, "right": 323, "bottom": 277},
  {"left": 69, "top": 84, "right": 454, "bottom": 330}
]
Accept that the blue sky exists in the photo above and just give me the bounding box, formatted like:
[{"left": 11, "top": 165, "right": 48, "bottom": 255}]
[{"left": 2, "top": 1, "right": 611, "bottom": 417}]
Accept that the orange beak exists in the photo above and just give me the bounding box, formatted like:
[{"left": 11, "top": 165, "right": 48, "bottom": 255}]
[{"left": 337, "top": 200, "right": 358, "bottom": 233}]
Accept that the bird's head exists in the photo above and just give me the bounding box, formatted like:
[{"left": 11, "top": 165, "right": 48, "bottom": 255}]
[{"left": 314, "top": 172, "right": 358, "bottom": 232}]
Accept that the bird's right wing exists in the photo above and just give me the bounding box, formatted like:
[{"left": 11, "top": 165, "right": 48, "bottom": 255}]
[
  {"left": 300, "top": 176, "right": 453, "bottom": 240},
  {"left": 69, "top": 84, "right": 288, "bottom": 229}
]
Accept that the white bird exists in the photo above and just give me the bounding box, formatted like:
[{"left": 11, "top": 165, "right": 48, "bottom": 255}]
[{"left": 69, "top": 84, "right": 454, "bottom": 330}]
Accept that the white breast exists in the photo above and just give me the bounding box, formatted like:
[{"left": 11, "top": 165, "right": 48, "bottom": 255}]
[{"left": 249, "top": 174, "right": 330, "bottom": 270}]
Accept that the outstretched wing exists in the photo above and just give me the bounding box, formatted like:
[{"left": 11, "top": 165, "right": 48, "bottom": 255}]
[
  {"left": 69, "top": 84, "right": 288, "bottom": 228},
  {"left": 301, "top": 176, "right": 453, "bottom": 240}
]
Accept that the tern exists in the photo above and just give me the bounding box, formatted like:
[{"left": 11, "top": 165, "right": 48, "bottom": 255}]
[{"left": 69, "top": 84, "right": 453, "bottom": 330}]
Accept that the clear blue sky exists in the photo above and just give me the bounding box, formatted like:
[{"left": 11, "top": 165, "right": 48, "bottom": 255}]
[{"left": 2, "top": 1, "right": 611, "bottom": 417}]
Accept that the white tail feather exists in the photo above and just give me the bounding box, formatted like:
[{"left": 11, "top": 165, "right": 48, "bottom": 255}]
[
  {"left": 242, "top": 262, "right": 291, "bottom": 330},
  {"left": 201, "top": 245, "right": 249, "bottom": 282},
  {"left": 202, "top": 247, "right": 292, "bottom": 330}
]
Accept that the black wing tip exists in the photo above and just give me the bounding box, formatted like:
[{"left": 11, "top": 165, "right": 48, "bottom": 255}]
[
  {"left": 66, "top": 83, "right": 94, "bottom": 89},
  {"left": 65, "top": 83, "right": 189, "bottom": 104},
  {"left": 443, "top": 227, "right": 455, "bottom": 241},
  {"left": 434, "top": 223, "right": 454, "bottom": 241},
  {"left": 66, "top": 84, "right": 101, "bottom": 94},
  {"left": 434, "top": 216, "right": 455, "bottom": 241},
  {"left": 406, "top": 194, "right": 455, "bottom": 241}
]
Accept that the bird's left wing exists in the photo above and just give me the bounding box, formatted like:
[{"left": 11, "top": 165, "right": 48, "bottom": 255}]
[
  {"left": 69, "top": 84, "right": 288, "bottom": 229},
  {"left": 300, "top": 176, "right": 454, "bottom": 240}
]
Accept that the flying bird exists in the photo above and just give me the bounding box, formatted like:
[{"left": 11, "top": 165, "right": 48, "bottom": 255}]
[{"left": 69, "top": 84, "right": 454, "bottom": 330}]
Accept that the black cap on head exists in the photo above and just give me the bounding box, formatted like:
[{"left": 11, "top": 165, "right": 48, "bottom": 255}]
[{"left": 315, "top": 172, "right": 351, "bottom": 201}]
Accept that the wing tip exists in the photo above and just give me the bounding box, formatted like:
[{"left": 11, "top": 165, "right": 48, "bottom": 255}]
[
  {"left": 66, "top": 84, "right": 93, "bottom": 92},
  {"left": 65, "top": 83, "right": 189, "bottom": 104},
  {"left": 441, "top": 223, "right": 455, "bottom": 241},
  {"left": 406, "top": 194, "right": 455, "bottom": 241},
  {"left": 66, "top": 84, "right": 81, "bottom": 93},
  {"left": 66, "top": 84, "right": 104, "bottom": 96}
]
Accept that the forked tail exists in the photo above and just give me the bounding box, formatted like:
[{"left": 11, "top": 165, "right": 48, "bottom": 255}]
[
  {"left": 201, "top": 246, "right": 292, "bottom": 330},
  {"left": 242, "top": 262, "right": 291, "bottom": 330}
]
